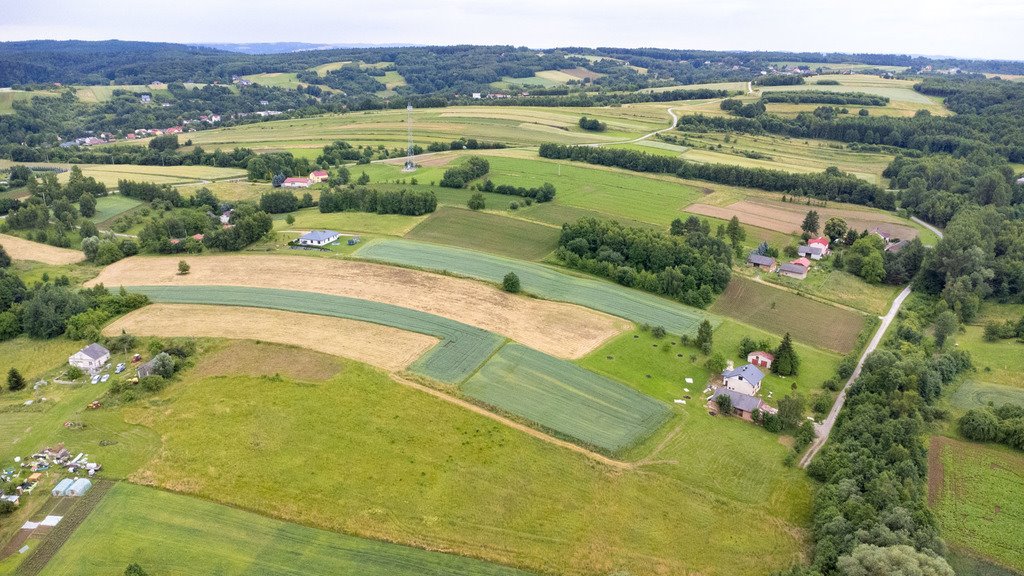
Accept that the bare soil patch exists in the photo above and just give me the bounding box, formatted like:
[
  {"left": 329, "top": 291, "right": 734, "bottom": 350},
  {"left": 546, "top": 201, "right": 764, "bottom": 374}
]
[
  {"left": 91, "top": 255, "right": 629, "bottom": 359},
  {"left": 103, "top": 304, "right": 438, "bottom": 372},
  {"left": 928, "top": 436, "right": 946, "bottom": 507},
  {"left": 0, "top": 233, "right": 84, "bottom": 265},
  {"left": 687, "top": 198, "right": 918, "bottom": 240}
]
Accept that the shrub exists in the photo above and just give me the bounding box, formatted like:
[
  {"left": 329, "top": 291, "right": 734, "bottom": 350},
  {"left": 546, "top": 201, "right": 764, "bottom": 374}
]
[
  {"left": 178, "top": 260, "right": 190, "bottom": 275},
  {"left": 502, "top": 272, "right": 521, "bottom": 293},
  {"left": 467, "top": 193, "right": 485, "bottom": 211}
]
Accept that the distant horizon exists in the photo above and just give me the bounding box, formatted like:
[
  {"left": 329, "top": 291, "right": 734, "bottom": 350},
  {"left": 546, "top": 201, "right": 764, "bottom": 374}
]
[
  {"left": 3, "top": 0, "right": 1022, "bottom": 61},
  {"left": 5, "top": 38, "right": 1023, "bottom": 64}
]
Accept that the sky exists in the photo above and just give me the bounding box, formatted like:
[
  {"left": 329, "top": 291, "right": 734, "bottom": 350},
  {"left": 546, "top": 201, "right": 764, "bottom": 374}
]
[{"left": 2, "top": 0, "right": 1023, "bottom": 61}]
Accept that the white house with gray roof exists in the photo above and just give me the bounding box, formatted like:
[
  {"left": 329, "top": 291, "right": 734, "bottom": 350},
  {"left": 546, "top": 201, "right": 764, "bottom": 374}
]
[
  {"left": 722, "top": 363, "right": 765, "bottom": 396},
  {"left": 297, "top": 230, "right": 341, "bottom": 246},
  {"left": 69, "top": 343, "right": 110, "bottom": 372}
]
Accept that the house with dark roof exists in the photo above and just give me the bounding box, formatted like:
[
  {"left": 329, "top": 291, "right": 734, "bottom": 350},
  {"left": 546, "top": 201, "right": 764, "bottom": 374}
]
[
  {"left": 68, "top": 344, "right": 110, "bottom": 372},
  {"left": 797, "top": 244, "right": 825, "bottom": 260},
  {"left": 297, "top": 230, "right": 341, "bottom": 247},
  {"left": 709, "top": 388, "right": 773, "bottom": 421},
  {"left": 747, "top": 253, "right": 777, "bottom": 272},
  {"left": 136, "top": 358, "right": 157, "bottom": 379},
  {"left": 722, "top": 363, "right": 765, "bottom": 396},
  {"left": 778, "top": 260, "right": 809, "bottom": 280}
]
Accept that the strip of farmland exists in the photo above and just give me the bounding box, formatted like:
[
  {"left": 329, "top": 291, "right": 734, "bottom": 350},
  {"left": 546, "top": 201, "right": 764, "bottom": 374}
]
[{"left": 355, "top": 239, "right": 717, "bottom": 337}]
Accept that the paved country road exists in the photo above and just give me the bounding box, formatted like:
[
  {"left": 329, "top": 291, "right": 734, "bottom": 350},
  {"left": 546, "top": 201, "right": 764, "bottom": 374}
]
[{"left": 800, "top": 220, "right": 944, "bottom": 468}]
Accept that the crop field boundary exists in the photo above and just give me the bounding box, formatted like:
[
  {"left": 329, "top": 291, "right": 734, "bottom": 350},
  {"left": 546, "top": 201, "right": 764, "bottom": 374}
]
[
  {"left": 128, "top": 285, "right": 668, "bottom": 455},
  {"left": 354, "top": 239, "right": 719, "bottom": 337}
]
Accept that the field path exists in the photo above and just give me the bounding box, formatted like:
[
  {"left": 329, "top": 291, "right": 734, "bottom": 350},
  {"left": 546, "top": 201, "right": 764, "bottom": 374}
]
[
  {"left": 799, "top": 285, "right": 912, "bottom": 468},
  {"left": 390, "top": 374, "right": 632, "bottom": 470},
  {"left": 588, "top": 106, "right": 682, "bottom": 147},
  {"left": 911, "top": 215, "right": 945, "bottom": 239}
]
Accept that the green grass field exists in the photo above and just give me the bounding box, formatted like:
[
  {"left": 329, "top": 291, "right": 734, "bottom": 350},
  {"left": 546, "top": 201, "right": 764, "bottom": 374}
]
[
  {"left": 128, "top": 285, "right": 504, "bottom": 383},
  {"left": 945, "top": 380, "right": 1024, "bottom": 412},
  {"left": 463, "top": 343, "right": 671, "bottom": 453},
  {"left": 755, "top": 263, "right": 904, "bottom": 316},
  {"left": 42, "top": 483, "right": 533, "bottom": 576},
  {"left": 709, "top": 276, "right": 867, "bottom": 354},
  {"left": 88, "top": 195, "right": 143, "bottom": 225},
  {"left": 105, "top": 346, "right": 810, "bottom": 575},
  {"left": 956, "top": 326, "right": 1024, "bottom": 389},
  {"left": 275, "top": 206, "right": 427, "bottom": 236},
  {"left": 930, "top": 437, "right": 1024, "bottom": 572},
  {"left": 0, "top": 90, "right": 58, "bottom": 114},
  {"left": 404, "top": 207, "right": 561, "bottom": 260},
  {"left": 355, "top": 239, "right": 716, "bottom": 337}
]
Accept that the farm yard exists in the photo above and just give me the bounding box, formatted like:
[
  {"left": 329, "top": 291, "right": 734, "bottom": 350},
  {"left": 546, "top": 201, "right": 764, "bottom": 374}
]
[
  {"left": 89, "top": 254, "right": 628, "bottom": 360},
  {"left": 355, "top": 239, "right": 715, "bottom": 337}
]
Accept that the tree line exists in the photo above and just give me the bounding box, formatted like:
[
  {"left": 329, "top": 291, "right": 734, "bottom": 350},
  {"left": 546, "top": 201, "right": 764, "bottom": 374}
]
[
  {"left": 319, "top": 187, "right": 437, "bottom": 216},
  {"left": 556, "top": 217, "right": 732, "bottom": 308},
  {"left": 759, "top": 90, "right": 889, "bottom": 106},
  {"left": 538, "top": 143, "right": 894, "bottom": 208},
  {"left": 439, "top": 156, "right": 491, "bottom": 188}
]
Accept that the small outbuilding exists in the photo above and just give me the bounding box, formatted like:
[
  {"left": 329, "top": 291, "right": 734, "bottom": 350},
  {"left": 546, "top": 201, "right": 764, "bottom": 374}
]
[
  {"left": 282, "top": 177, "right": 311, "bottom": 188},
  {"left": 778, "top": 262, "right": 808, "bottom": 280},
  {"left": 747, "top": 350, "right": 774, "bottom": 369},
  {"left": 69, "top": 343, "right": 110, "bottom": 372},
  {"left": 747, "top": 253, "right": 777, "bottom": 272},
  {"left": 66, "top": 478, "right": 92, "bottom": 497},
  {"left": 297, "top": 230, "right": 341, "bottom": 247},
  {"left": 51, "top": 478, "right": 73, "bottom": 497},
  {"left": 797, "top": 244, "right": 825, "bottom": 260}
]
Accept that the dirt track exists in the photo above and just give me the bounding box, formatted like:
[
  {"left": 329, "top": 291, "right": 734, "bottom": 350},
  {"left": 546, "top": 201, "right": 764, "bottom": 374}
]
[
  {"left": 103, "top": 304, "right": 439, "bottom": 372},
  {"left": 90, "top": 255, "right": 630, "bottom": 359},
  {"left": 0, "top": 233, "right": 84, "bottom": 265}
]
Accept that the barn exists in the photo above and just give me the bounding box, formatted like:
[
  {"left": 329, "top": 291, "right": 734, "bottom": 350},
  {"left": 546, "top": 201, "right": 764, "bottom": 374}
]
[{"left": 747, "top": 350, "right": 774, "bottom": 369}]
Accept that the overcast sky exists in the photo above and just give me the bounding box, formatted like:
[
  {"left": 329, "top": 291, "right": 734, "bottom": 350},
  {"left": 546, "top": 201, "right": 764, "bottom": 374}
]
[{"left": 2, "top": 0, "right": 1022, "bottom": 61}]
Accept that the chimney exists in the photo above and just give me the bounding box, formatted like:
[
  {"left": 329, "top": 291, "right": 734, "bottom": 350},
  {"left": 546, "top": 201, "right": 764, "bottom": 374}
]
[{"left": 725, "top": 360, "right": 734, "bottom": 372}]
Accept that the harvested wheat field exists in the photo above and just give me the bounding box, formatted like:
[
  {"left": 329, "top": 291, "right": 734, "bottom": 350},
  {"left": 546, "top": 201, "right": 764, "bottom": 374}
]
[
  {"left": 91, "top": 255, "right": 630, "bottom": 358},
  {"left": 687, "top": 199, "right": 918, "bottom": 240},
  {"left": 104, "top": 304, "right": 438, "bottom": 372},
  {"left": 0, "top": 233, "right": 84, "bottom": 265}
]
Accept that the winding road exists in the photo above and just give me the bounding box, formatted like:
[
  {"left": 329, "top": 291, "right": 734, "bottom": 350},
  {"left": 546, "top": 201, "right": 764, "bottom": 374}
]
[{"left": 799, "top": 221, "right": 944, "bottom": 468}]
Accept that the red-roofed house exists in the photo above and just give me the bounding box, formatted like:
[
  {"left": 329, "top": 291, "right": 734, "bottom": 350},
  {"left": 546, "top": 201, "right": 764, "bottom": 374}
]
[
  {"left": 747, "top": 350, "right": 774, "bottom": 369},
  {"left": 164, "top": 126, "right": 183, "bottom": 134},
  {"left": 309, "top": 170, "right": 329, "bottom": 183},
  {"left": 808, "top": 236, "right": 830, "bottom": 255},
  {"left": 282, "top": 177, "right": 311, "bottom": 188}
]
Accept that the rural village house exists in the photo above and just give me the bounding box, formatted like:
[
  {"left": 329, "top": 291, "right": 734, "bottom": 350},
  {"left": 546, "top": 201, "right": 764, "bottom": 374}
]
[
  {"left": 68, "top": 343, "right": 110, "bottom": 372},
  {"left": 308, "top": 170, "right": 329, "bottom": 183},
  {"left": 747, "top": 351, "right": 774, "bottom": 370},
  {"left": 797, "top": 244, "right": 825, "bottom": 260},
  {"left": 722, "top": 362, "right": 764, "bottom": 396},
  {"left": 710, "top": 388, "right": 772, "bottom": 421},
  {"left": 778, "top": 259, "right": 809, "bottom": 280},
  {"left": 747, "top": 253, "right": 777, "bottom": 272},
  {"left": 282, "top": 177, "right": 311, "bottom": 188},
  {"left": 298, "top": 230, "right": 341, "bottom": 246}
]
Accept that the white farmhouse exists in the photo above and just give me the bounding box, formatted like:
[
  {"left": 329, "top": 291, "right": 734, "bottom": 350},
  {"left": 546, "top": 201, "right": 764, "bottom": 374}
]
[
  {"left": 722, "top": 363, "right": 765, "bottom": 396},
  {"left": 69, "top": 343, "right": 110, "bottom": 372},
  {"left": 297, "top": 230, "right": 341, "bottom": 247}
]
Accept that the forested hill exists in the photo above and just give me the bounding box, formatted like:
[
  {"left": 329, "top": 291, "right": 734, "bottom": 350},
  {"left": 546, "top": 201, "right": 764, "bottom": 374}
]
[{"left": 2, "top": 40, "right": 1024, "bottom": 90}]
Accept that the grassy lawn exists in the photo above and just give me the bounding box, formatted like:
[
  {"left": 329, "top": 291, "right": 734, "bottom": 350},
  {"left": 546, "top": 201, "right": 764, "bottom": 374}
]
[
  {"left": 929, "top": 437, "right": 1024, "bottom": 573},
  {"left": 0, "top": 90, "right": 59, "bottom": 114},
  {"left": 174, "top": 179, "right": 277, "bottom": 202},
  {"left": 88, "top": 195, "right": 143, "bottom": 225},
  {"left": 945, "top": 380, "right": 1024, "bottom": 412},
  {"left": 756, "top": 261, "right": 903, "bottom": 316},
  {"left": 710, "top": 275, "right": 868, "bottom": 354},
  {"left": 956, "top": 325, "right": 1024, "bottom": 389},
  {"left": 404, "top": 207, "right": 561, "bottom": 260},
  {"left": 276, "top": 206, "right": 427, "bottom": 236},
  {"left": 355, "top": 238, "right": 715, "bottom": 337},
  {"left": 42, "top": 483, "right": 533, "bottom": 576}
]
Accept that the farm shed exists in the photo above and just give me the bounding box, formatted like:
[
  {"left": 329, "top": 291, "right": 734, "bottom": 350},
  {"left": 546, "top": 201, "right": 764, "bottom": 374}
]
[
  {"left": 66, "top": 478, "right": 92, "bottom": 497},
  {"left": 69, "top": 343, "right": 110, "bottom": 372},
  {"left": 747, "top": 253, "right": 777, "bottom": 272},
  {"left": 797, "top": 244, "right": 825, "bottom": 260},
  {"left": 51, "top": 478, "right": 73, "bottom": 497},
  {"left": 282, "top": 177, "right": 311, "bottom": 188},
  {"left": 779, "top": 261, "right": 809, "bottom": 280},
  {"left": 137, "top": 358, "right": 157, "bottom": 378},
  {"left": 710, "top": 388, "right": 769, "bottom": 421},
  {"left": 747, "top": 351, "right": 774, "bottom": 369},
  {"left": 722, "top": 363, "right": 765, "bottom": 395},
  {"left": 298, "top": 230, "right": 341, "bottom": 247}
]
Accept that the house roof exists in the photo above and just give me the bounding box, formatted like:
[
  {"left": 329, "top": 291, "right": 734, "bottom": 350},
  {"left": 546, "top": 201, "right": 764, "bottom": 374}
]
[
  {"left": 137, "top": 358, "right": 156, "bottom": 378},
  {"left": 78, "top": 343, "right": 109, "bottom": 360},
  {"left": 283, "top": 177, "right": 310, "bottom": 184},
  {"left": 310, "top": 170, "right": 328, "bottom": 177},
  {"left": 885, "top": 239, "right": 909, "bottom": 253},
  {"left": 712, "top": 387, "right": 764, "bottom": 413},
  {"left": 747, "top": 254, "right": 776, "bottom": 266},
  {"left": 722, "top": 363, "right": 765, "bottom": 386},
  {"left": 749, "top": 350, "right": 775, "bottom": 360},
  {"left": 791, "top": 257, "right": 812, "bottom": 268},
  {"left": 779, "top": 263, "right": 807, "bottom": 274},
  {"left": 809, "top": 236, "right": 829, "bottom": 246},
  {"left": 299, "top": 230, "right": 341, "bottom": 242},
  {"left": 798, "top": 245, "right": 824, "bottom": 256}
]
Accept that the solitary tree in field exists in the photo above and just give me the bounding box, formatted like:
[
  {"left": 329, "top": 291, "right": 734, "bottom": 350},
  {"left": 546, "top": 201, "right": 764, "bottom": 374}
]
[
  {"left": 124, "top": 563, "right": 150, "bottom": 576},
  {"left": 357, "top": 172, "right": 370, "bottom": 185},
  {"left": 502, "top": 272, "right": 521, "bottom": 293},
  {"left": 7, "top": 368, "right": 26, "bottom": 392},
  {"left": 801, "top": 210, "right": 820, "bottom": 234},
  {"left": 696, "top": 319, "right": 713, "bottom": 355},
  {"left": 285, "top": 214, "right": 296, "bottom": 225},
  {"left": 177, "top": 260, "right": 190, "bottom": 275},
  {"left": 726, "top": 216, "right": 745, "bottom": 245},
  {"left": 467, "top": 193, "right": 485, "bottom": 211}
]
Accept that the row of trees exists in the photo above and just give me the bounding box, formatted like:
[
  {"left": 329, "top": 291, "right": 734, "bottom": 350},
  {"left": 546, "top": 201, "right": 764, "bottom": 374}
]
[
  {"left": 439, "top": 156, "right": 490, "bottom": 188},
  {"left": 318, "top": 187, "right": 437, "bottom": 216},
  {"left": 959, "top": 404, "right": 1024, "bottom": 451},
  {"left": 578, "top": 116, "right": 607, "bottom": 131},
  {"left": 759, "top": 90, "right": 889, "bottom": 106},
  {"left": 556, "top": 217, "right": 732, "bottom": 308},
  {"left": 479, "top": 179, "right": 556, "bottom": 202},
  {"left": 538, "top": 143, "right": 894, "bottom": 208}
]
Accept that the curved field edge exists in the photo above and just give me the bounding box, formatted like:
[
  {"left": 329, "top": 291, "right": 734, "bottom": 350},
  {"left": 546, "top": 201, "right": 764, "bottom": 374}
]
[
  {"left": 39, "top": 483, "right": 536, "bottom": 576},
  {"left": 101, "top": 304, "right": 440, "bottom": 372},
  {"left": 127, "top": 285, "right": 669, "bottom": 454},
  {"left": 354, "top": 238, "right": 718, "bottom": 337}
]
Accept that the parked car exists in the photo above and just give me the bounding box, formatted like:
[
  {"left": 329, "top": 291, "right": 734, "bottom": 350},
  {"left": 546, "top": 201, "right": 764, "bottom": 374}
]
[
  {"left": 100, "top": 374, "right": 110, "bottom": 383},
  {"left": 115, "top": 363, "right": 126, "bottom": 374},
  {"left": 90, "top": 375, "right": 100, "bottom": 384}
]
